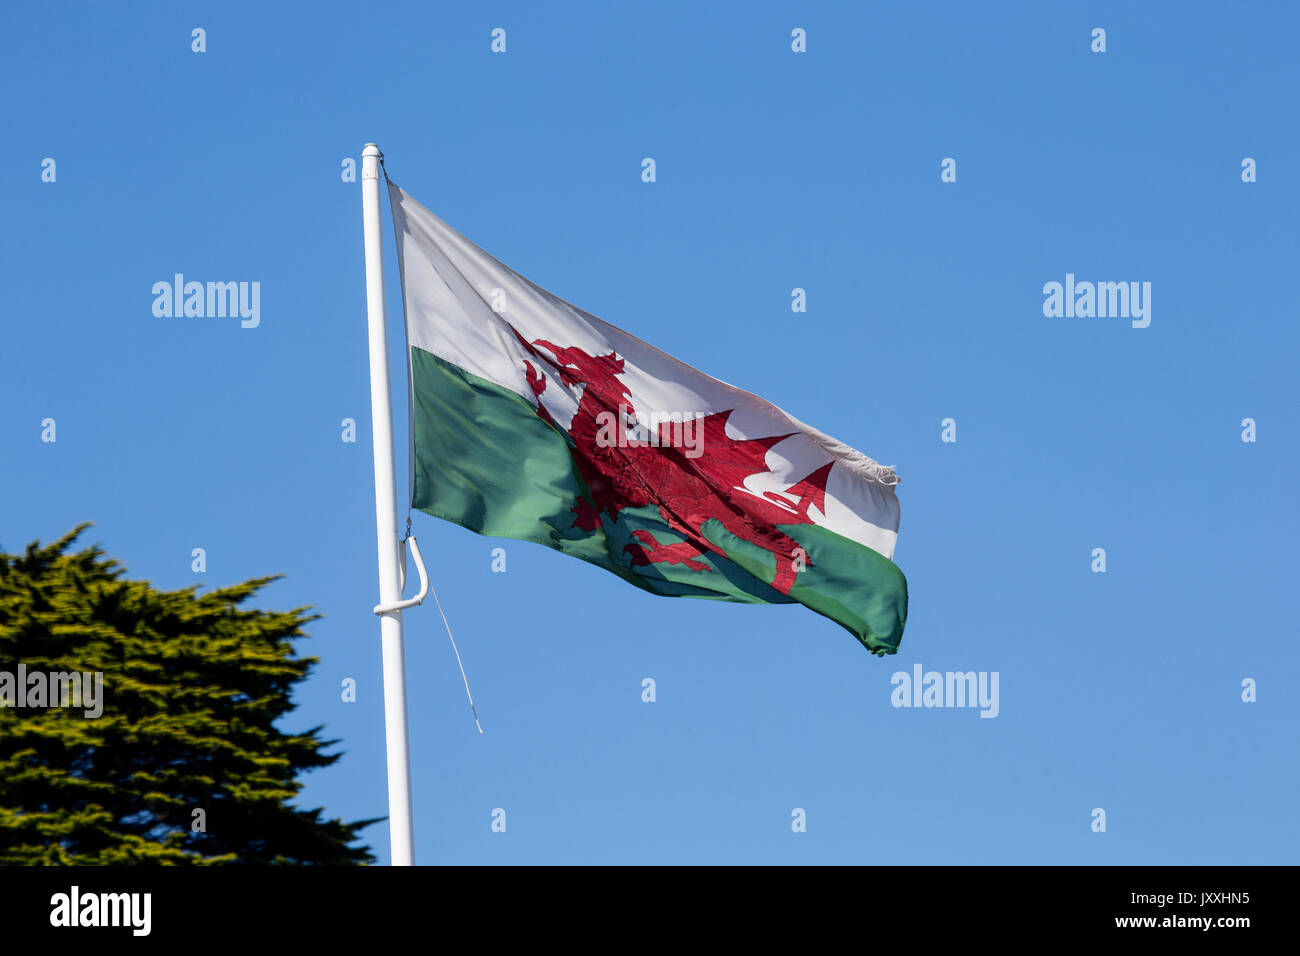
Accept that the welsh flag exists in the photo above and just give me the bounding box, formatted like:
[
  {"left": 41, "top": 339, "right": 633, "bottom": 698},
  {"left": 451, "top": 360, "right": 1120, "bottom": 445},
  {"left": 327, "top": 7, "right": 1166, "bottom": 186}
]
[{"left": 388, "top": 182, "right": 908, "bottom": 655}]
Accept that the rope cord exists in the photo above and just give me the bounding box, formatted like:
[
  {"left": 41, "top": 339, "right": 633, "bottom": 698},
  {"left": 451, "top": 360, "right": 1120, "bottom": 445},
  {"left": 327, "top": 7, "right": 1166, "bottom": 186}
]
[{"left": 428, "top": 580, "right": 483, "bottom": 735}]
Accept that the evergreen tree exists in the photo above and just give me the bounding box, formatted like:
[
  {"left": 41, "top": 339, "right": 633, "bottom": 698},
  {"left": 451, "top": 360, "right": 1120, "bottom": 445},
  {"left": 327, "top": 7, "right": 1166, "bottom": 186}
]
[{"left": 0, "top": 525, "right": 377, "bottom": 864}]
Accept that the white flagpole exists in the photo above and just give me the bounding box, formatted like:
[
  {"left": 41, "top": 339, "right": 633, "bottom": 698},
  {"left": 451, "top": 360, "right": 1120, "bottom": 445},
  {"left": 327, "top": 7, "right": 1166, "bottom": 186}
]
[{"left": 360, "top": 142, "right": 416, "bottom": 866}]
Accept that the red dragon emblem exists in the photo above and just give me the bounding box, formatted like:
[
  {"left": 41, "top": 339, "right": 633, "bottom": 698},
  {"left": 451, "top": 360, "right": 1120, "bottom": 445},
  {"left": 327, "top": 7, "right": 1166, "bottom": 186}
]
[{"left": 513, "top": 328, "right": 832, "bottom": 595}]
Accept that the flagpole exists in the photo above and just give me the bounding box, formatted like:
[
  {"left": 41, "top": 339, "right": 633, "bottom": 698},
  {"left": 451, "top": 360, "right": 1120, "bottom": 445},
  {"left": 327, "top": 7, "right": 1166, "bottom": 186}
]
[{"left": 360, "top": 142, "right": 416, "bottom": 866}]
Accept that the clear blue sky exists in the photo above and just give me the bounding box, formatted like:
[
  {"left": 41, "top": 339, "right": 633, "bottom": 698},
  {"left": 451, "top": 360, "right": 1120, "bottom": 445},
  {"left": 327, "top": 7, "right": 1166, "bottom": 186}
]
[{"left": 2, "top": 1, "right": 1295, "bottom": 864}]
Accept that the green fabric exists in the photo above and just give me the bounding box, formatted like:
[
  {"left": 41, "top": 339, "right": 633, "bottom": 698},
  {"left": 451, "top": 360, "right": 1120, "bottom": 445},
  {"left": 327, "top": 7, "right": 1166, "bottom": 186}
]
[{"left": 410, "top": 346, "right": 907, "bottom": 653}]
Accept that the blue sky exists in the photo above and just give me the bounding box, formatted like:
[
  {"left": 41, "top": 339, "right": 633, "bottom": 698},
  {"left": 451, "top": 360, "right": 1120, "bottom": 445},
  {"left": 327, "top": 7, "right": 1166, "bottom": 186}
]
[{"left": 2, "top": 1, "right": 1296, "bottom": 864}]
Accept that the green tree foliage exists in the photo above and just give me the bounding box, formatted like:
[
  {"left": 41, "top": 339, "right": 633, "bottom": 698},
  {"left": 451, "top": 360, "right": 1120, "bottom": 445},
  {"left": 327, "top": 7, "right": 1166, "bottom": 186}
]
[{"left": 0, "top": 526, "right": 377, "bottom": 864}]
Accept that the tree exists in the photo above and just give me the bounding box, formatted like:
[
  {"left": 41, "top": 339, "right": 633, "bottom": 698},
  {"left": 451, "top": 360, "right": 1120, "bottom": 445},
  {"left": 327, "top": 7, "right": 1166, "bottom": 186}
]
[{"left": 0, "top": 525, "right": 377, "bottom": 864}]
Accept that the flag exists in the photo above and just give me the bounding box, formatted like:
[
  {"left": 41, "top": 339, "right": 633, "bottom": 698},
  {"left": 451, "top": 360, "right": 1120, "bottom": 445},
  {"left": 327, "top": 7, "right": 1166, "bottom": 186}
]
[{"left": 387, "top": 181, "right": 908, "bottom": 655}]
